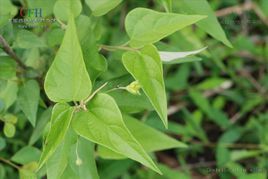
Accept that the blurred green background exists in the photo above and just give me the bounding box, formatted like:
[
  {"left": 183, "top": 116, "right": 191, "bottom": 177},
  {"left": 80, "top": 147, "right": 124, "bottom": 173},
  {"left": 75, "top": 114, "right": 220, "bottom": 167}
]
[{"left": 0, "top": 0, "right": 268, "bottom": 178}]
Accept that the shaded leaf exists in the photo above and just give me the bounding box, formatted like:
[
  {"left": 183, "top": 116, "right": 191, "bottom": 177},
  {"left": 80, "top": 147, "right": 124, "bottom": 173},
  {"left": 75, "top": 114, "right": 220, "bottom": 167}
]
[
  {"left": 179, "top": 0, "right": 232, "bottom": 47},
  {"left": 11, "top": 146, "right": 41, "bottom": 165},
  {"left": 85, "top": 0, "right": 122, "bottom": 16},
  {"left": 53, "top": 0, "right": 82, "bottom": 21},
  {"left": 18, "top": 80, "right": 40, "bottom": 126}
]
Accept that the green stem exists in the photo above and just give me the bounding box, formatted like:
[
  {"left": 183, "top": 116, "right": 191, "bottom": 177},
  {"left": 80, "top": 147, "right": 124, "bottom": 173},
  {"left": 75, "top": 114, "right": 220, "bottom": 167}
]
[
  {"left": 99, "top": 44, "right": 138, "bottom": 52},
  {"left": 84, "top": 82, "right": 108, "bottom": 104}
]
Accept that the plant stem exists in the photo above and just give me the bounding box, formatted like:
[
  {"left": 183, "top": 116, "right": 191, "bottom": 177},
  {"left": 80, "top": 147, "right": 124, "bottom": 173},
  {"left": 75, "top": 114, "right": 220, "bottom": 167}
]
[
  {"left": 99, "top": 44, "right": 138, "bottom": 52},
  {"left": 0, "top": 35, "right": 27, "bottom": 70},
  {"left": 105, "top": 87, "right": 126, "bottom": 93},
  {"left": 84, "top": 82, "right": 108, "bottom": 104},
  {"left": 0, "top": 157, "right": 20, "bottom": 170}
]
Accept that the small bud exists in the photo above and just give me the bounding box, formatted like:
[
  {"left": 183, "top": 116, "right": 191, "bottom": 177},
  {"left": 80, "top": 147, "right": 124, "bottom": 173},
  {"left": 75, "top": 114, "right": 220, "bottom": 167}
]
[
  {"left": 76, "top": 158, "right": 82, "bottom": 166},
  {"left": 126, "top": 81, "right": 141, "bottom": 95}
]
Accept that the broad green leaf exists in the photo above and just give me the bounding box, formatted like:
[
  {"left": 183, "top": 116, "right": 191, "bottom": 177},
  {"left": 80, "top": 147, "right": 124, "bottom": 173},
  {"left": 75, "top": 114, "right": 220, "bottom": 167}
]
[
  {"left": 85, "top": 0, "right": 122, "bottom": 16},
  {"left": 179, "top": 0, "right": 232, "bottom": 47},
  {"left": 53, "top": 0, "right": 82, "bottom": 21},
  {"left": 159, "top": 47, "right": 207, "bottom": 63},
  {"left": 18, "top": 80, "right": 40, "bottom": 126},
  {"left": 77, "top": 15, "right": 107, "bottom": 82},
  {"left": 68, "top": 138, "right": 99, "bottom": 179},
  {"left": 11, "top": 146, "right": 41, "bottom": 165},
  {"left": 46, "top": 129, "right": 77, "bottom": 179},
  {"left": 29, "top": 108, "right": 52, "bottom": 145},
  {"left": 122, "top": 45, "right": 168, "bottom": 127},
  {"left": 38, "top": 103, "right": 74, "bottom": 169},
  {"left": 0, "top": 56, "right": 16, "bottom": 80},
  {"left": 44, "top": 15, "right": 92, "bottom": 102},
  {"left": 0, "top": 79, "right": 18, "bottom": 110},
  {"left": 15, "top": 30, "right": 47, "bottom": 49},
  {"left": 72, "top": 93, "right": 161, "bottom": 174},
  {"left": 0, "top": 0, "right": 17, "bottom": 28},
  {"left": 109, "top": 90, "right": 153, "bottom": 113},
  {"left": 98, "top": 115, "right": 187, "bottom": 159},
  {"left": 125, "top": 8, "right": 206, "bottom": 47}
]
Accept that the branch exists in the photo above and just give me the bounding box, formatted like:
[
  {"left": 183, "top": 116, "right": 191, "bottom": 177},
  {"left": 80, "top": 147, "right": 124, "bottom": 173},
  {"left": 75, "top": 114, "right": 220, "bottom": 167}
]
[
  {"left": 0, "top": 35, "right": 27, "bottom": 70},
  {"left": 216, "top": 1, "right": 268, "bottom": 26},
  {"left": 0, "top": 157, "right": 20, "bottom": 170}
]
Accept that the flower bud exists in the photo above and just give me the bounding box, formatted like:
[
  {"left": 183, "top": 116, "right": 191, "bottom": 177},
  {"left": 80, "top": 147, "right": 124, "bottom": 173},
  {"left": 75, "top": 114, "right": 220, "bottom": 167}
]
[{"left": 126, "top": 81, "right": 141, "bottom": 95}]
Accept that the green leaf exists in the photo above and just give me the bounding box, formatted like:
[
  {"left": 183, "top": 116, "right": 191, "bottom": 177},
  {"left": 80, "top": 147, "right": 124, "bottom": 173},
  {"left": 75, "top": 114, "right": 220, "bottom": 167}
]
[
  {"left": 0, "top": 0, "right": 17, "bottom": 28},
  {"left": 38, "top": 103, "right": 74, "bottom": 170},
  {"left": 46, "top": 129, "right": 77, "bottom": 179},
  {"left": 98, "top": 115, "right": 187, "bottom": 159},
  {"left": 122, "top": 45, "right": 168, "bottom": 127},
  {"left": 85, "top": 0, "right": 122, "bottom": 16},
  {"left": 11, "top": 146, "right": 41, "bottom": 165},
  {"left": 99, "top": 160, "right": 134, "bottom": 179},
  {"left": 15, "top": 30, "right": 47, "bottom": 49},
  {"left": 125, "top": 8, "right": 206, "bottom": 47},
  {"left": 18, "top": 80, "right": 40, "bottom": 126},
  {"left": 19, "top": 162, "right": 38, "bottom": 179},
  {"left": 189, "top": 89, "right": 229, "bottom": 128},
  {"left": 179, "top": 0, "right": 232, "bottom": 47},
  {"left": 0, "top": 79, "right": 18, "bottom": 110},
  {"left": 111, "top": 92, "right": 153, "bottom": 113},
  {"left": 44, "top": 15, "right": 92, "bottom": 102},
  {"left": 72, "top": 93, "right": 161, "bottom": 174},
  {"left": 3, "top": 122, "right": 15, "bottom": 138},
  {"left": 29, "top": 108, "right": 52, "bottom": 145},
  {"left": 0, "top": 56, "right": 16, "bottom": 80},
  {"left": 76, "top": 15, "right": 107, "bottom": 82},
  {"left": 53, "top": 0, "right": 82, "bottom": 21}
]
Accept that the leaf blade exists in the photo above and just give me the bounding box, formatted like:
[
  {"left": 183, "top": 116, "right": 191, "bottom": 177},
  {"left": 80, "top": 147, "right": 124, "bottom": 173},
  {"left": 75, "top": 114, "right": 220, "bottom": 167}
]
[
  {"left": 122, "top": 45, "right": 168, "bottom": 127},
  {"left": 125, "top": 8, "right": 206, "bottom": 47},
  {"left": 44, "top": 15, "right": 92, "bottom": 102},
  {"left": 38, "top": 103, "right": 74, "bottom": 169},
  {"left": 72, "top": 93, "right": 161, "bottom": 174}
]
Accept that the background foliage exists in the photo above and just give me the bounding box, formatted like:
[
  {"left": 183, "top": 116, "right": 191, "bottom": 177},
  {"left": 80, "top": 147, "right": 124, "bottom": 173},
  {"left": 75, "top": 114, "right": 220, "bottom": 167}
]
[{"left": 0, "top": 0, "right": 268, "bottom": 178}]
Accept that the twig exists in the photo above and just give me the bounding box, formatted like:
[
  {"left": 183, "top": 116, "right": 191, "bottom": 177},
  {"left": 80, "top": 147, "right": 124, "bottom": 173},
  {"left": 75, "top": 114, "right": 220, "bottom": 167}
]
[
  {"left": 56, "top": 18, "right": 67, "bottom": 29},
  {"left": 84, "top": 82, "right": 108, "bottom": 104},
  {"left": 0, "top": 35, "right": 27, "bottom": 70},
  {"left": 0, "top": 157, "right": 20, "bottom": 170},
  {"left": 216, "top": 1, "right": 268, "bottom": 26},
  {"left": 168, "top": 81, "right": 233, "bottom": 116},
  {"left": 216, "top": 1, "right": 253, "bottom": 17}
]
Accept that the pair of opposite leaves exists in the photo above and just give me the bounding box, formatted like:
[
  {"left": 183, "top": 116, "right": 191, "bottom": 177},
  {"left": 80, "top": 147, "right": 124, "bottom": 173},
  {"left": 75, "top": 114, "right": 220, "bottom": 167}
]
[
  {"left": 44, "top": 8, "right": 207, "bottom": 127},
  {"left": 42, "top": 9, "right": 206, "bottom": 174}
]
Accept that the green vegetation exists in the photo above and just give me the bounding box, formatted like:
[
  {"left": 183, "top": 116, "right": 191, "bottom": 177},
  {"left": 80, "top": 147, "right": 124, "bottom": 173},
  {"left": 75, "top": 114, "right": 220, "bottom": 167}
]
[{"left": 0, "top": 0, "right": 268, "bottom": 178}]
